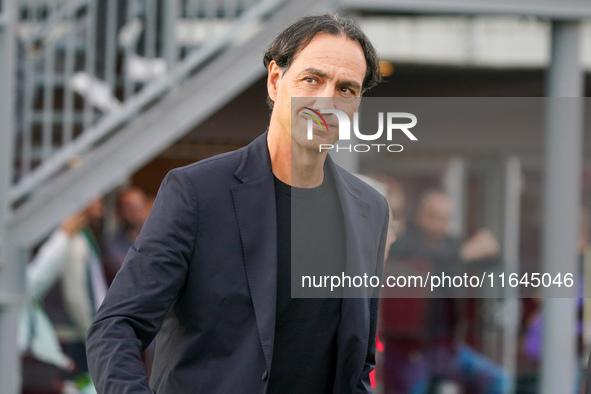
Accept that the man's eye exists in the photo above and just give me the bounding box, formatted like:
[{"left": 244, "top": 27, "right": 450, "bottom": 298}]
[{"left": 304, "top": 77, "right": 317, "bottom": 84}]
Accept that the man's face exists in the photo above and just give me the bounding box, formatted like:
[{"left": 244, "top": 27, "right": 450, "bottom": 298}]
[
  {"left": 267, "top": 33, "right": 367, "bottom": 152},
  {"left": 416, "top": 194, "right": 453, "bottom": 242}
]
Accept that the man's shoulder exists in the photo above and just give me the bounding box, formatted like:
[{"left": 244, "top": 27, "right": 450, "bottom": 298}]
[
  {"left": 170, "top": 132, "right": 268, "bottom": 184},
  {"left": 174, "top": 146, "right": 247, "bottom": 180}
]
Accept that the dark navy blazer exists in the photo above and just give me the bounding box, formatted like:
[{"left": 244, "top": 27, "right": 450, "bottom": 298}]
[{"left": 86, "top": 132, "right": 389, "bottom": 393}]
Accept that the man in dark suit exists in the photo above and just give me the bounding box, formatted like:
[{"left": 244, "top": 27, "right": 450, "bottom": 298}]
[{"left": 86, "top": 13, "right": 389, "bottom": 393}]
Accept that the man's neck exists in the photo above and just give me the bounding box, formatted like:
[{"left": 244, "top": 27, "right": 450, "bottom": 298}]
[{"left": 267, "top": 124, "right": 327, "bottom": 188}]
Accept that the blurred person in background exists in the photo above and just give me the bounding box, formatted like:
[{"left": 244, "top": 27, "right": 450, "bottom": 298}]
[
  {"left": 57, "top": 198, "right": 107, "bottom": 376},
  {"left": 20, "top": 200, "right": 106, "bottom": 393},
  {"left": 101, "top": 187, "right": 149, "bottom": 285},
  {"left": 383, "top": 189, "right": 505, "bottom": 394},
  {"left": 21, "top": 214, "right": 81, "bottom": 394}
]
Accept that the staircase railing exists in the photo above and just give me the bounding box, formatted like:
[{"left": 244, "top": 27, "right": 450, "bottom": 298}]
[{"left": 11, "top": 0, "right": 287, "bottom": 204}]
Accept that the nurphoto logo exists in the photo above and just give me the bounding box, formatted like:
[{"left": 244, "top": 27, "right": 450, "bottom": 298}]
[{"left": 304, "top": 108, "right": 418, "bottom": 153}]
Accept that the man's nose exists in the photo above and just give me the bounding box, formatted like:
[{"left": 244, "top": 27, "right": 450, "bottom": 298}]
[
  {"left": 310, "top": 95, "right": 337, "bottom": 111},
  {"left": 319, "top": 83, "right": 340, "bottom": 98}
]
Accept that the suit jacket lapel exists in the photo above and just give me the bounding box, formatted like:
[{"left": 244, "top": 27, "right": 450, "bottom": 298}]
[
  {"left": 327, "top": 157, "right": 374, "bottom": 393},
  {"left": 231, "top": 133, "right": 277, "bottom": 371},
  {"left": 327, "top": 156, "right": 373, "bottom": 293},
  {"left": 230, "top": 138, "right": 375, "bottom": 386}
]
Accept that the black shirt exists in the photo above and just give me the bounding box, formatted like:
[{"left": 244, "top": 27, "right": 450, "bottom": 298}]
[{"left": 267, "top": 167, "right": 346, "bottom": 394}]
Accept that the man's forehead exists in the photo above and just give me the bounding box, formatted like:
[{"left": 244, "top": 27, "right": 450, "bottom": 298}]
[{"left": 290, "top": 34, "right": 366, "bottom": 78}]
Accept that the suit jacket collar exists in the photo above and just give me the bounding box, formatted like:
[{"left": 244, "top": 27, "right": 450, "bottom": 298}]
[{"left": 233, "top": 132, "right": 272, "bottom": 184}]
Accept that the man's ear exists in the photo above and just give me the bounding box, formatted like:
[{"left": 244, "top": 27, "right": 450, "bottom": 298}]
[{"left": 267, "top": 60, "right": 282, "bottom": 103}]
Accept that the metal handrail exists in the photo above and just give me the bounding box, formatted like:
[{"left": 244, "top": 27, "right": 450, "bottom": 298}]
[
  {"left": 20, "top": 0, "right": 92, "bottom": 45},
  {"left": 11, "top": 0, "right": 288, "bottom": 203}
]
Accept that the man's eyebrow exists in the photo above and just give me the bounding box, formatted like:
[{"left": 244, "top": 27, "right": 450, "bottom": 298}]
[
  {"left": 300, "top": 67, "right": 330, "bottom": 79},
  {"left": 338, "top": 79, "right": 362, "bottom": 91},
  {"left": 301, "top": 67, "right": 362, "bottom": 91}
]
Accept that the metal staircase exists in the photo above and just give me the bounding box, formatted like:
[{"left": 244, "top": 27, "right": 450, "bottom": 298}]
[{"left": 8, "top": 0, "right": 336, "bottom": 247}]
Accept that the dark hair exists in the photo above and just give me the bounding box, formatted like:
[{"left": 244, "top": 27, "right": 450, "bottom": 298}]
[{"left": 263, "top": 13, "right": 382, "bottom": 108}]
